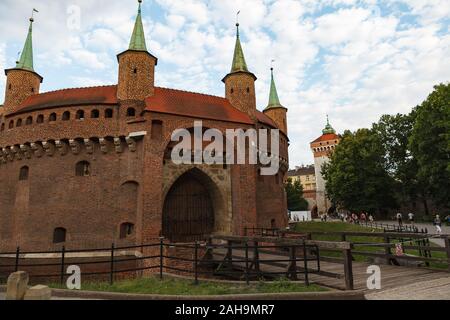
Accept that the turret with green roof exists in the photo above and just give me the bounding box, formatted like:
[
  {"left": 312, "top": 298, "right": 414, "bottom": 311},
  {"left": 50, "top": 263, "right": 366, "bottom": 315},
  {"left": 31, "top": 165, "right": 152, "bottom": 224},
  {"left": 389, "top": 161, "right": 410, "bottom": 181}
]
[
  {"left": 4, "top": 14, "right": 43, "bottom": 113},
  {"left": 265, "top": 68, "right": 287, "bottom": 111},
  {"left": 223, "top": 20, "right": 257, "bottom": 119},
  {"left": 263, "top": 67, "right": 288, "bottom": 134},
  {"left": 117, "top": 0, "right": 158, "bottom": 101}
]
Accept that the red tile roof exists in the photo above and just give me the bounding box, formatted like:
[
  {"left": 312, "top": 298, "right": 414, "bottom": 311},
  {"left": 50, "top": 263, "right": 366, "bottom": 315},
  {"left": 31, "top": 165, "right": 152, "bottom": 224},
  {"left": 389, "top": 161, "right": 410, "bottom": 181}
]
[
  {"left": 311, "top": 133, "right": 340, "bottom": 144},
  {"left": 12, "top": 85, "right": 279, "bottom": 128},
  {"left": 15, "top": 85, "right": 118, "bottom": 114},
  {"left": 145, "top": 87, "right": 254, "bottom": 125}
]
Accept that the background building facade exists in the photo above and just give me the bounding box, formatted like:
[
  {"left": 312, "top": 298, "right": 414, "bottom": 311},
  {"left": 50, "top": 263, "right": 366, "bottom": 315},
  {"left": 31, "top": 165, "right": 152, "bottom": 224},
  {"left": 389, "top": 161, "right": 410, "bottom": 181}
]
[{"left": 310, "top": 118, "right": 340, "bottom": 215}]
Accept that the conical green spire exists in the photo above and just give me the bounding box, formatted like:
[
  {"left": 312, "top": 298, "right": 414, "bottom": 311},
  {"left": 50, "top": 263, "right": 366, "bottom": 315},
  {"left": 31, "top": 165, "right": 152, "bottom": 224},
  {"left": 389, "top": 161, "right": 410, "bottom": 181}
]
[
  {"left": 322, "top": 115, "right": 336, "bottom": 134},
  {"left": 230, "top": 23, "right": 249, "bottom": 73},
  {"left": 16, "top": 18, "right": 35, "bottom": 72},
  {"left": 128, "top": 0, "right": 147, "bottom": 51},
  {"left": 266, "top": 68, "right": 282, "bottom": 109}
]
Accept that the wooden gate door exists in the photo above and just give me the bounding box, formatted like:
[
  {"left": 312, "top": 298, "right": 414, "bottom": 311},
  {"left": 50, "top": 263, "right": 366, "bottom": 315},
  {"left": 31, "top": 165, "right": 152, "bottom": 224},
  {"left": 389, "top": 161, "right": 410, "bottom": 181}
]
[{"left": 163, "top": 173, "right": 214, "bottom": 242}]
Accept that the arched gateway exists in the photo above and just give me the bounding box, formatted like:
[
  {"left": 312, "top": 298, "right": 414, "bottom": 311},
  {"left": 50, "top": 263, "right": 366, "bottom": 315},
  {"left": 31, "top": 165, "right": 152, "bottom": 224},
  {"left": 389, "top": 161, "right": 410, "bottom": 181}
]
[{"left": 163, "top": 169, "right": 215, "bottom": 242}]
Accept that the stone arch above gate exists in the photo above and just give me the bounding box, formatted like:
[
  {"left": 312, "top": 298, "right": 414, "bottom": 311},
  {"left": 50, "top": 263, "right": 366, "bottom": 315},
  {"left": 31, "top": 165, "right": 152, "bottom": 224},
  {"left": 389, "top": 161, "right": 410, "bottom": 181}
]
[{"left": 162, "top": 167, "right": 231, "bottom": 242}]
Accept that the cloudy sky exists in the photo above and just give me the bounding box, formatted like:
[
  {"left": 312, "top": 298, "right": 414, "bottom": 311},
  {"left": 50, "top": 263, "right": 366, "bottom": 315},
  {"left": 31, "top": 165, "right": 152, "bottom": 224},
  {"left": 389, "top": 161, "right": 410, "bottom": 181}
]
[{"left": 0, "top": 0, "right": 449, "bottom": 166}]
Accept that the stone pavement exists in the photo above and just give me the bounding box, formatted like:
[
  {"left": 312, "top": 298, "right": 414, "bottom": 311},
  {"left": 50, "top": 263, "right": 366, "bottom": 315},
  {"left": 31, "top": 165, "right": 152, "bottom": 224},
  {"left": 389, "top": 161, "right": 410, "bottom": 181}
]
[{"left": 366, "top": 276, "right": 450, "bottom": 300}]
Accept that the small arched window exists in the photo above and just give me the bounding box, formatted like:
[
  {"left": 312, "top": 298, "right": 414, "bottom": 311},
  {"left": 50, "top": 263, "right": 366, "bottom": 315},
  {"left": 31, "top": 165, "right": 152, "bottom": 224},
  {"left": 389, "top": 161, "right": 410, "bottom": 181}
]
[
  {"left": 49, "top": 113, "right": 57, "bottom": 122},
  {"left": 126, "top": 108, "right": 136, "bottom": 117},
  {"left": 105, "top": 109, "right": 113, "bottom": 119},
  {"left": 75, "top": 161, "right": 91, "bottom": 177},
  {"left": 37, "top": 115, "right": 44, "bottom": 124},
  {"left": 133, "top": 68, "right": 138, "bottom": 74},
  {"left": 8, "top": 120, "right": 14, "bottom": 129},
  {"left": 91, "top": 109, "right": 100, "bottom": 119},
  {"left": 1, "top": 123, "right": 4, "bottom": 131},
  {"left": 62, "top": 111, "right": 71, "bottom": 121},
  {"left": 26, "top": 116, "right": 33, "bottom": 125},
  {"left": 120, "top": 223, "right": 135, "bottom": 239},
  {"left": 231, "top": 88, "right": 234, "bottom": 94},
  {"left": 76, "top": 110, "right": 85, "bottom": 120},
  {"left": 8, "top": 84, "right": 12, "bottom": 90},
  {"left": 19, "top": 166, "right": 29, "bottom": 181},
  {"left": 16, "top": 119, "right": 22, "bottom": 127},
  {"left": 53, "top": 228, "right": 67, "bottom": 244}
]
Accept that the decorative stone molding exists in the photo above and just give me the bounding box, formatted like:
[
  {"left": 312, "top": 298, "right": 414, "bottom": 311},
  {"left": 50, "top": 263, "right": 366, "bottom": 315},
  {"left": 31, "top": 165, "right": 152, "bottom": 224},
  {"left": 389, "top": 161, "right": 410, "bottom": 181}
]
[
  {"left": 125, "top": 137, "right": 137, "bottom": 152},
  {"left": 69, "top": 139, "right": 81, "bottom": 155},
  {"left": 20, "top": 144, "right": 32, "bottom": 159},
  {"left": 99, "top": 138, "right": 108, "bottom": 154},
  {"left": 30, "top": 143, "right": 44, "bottom": 158},
  {"left": 84, "top": 139, "right": 94, "bottom": 154},
  {"left": 114, "top": 137, "right": 123, "bottom": 153},
  {"left": 0, "top": 135, "right": 139, "bottom": 165},
  {"left": 42, "top": 142, "right": 56, "bottom": 157},
  {"left": 55, "top": 140, "right": 68, "bottom": 156},
  {"left": 11, "top": 146, "right": 23, "bottom": 161}
]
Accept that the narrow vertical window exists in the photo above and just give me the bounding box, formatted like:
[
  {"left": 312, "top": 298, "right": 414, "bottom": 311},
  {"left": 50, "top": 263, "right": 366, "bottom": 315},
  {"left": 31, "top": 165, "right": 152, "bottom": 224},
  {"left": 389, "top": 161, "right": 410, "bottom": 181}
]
[
  {"left": 19, "top": 166, "right": 29, "bottom": 181},
  {"left": 76, "top": 161, "right": 91, "bottom": 177}
]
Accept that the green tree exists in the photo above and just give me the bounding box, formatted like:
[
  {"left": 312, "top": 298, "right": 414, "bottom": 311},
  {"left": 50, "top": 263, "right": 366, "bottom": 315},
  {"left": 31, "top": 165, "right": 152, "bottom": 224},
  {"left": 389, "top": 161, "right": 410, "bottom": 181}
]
[
  {"left": 285, "top": 178, "right": 309, "bottom": 211},
  {"left": 372, "top": 113, "right": 427, "bottom": 212},
  {"left": 410, "top": 83, "right": 450, "bottom": 209},
  {"left": 322, "top": 129, "right": 398, "bottom": 214}
]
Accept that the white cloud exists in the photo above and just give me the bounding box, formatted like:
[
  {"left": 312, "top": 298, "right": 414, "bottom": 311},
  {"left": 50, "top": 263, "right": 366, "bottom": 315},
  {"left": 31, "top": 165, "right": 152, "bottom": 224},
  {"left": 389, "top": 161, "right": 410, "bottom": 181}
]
[{"left": 0, "top": 0, "right": 449, "bottom": 166}]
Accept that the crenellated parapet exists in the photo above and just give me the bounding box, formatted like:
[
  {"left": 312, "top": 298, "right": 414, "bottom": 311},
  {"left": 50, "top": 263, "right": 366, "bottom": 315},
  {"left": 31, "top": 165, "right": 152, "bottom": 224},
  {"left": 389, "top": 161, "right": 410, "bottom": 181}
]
[{"left": 0, "top": 134, "right": 144, "bottom": 165}]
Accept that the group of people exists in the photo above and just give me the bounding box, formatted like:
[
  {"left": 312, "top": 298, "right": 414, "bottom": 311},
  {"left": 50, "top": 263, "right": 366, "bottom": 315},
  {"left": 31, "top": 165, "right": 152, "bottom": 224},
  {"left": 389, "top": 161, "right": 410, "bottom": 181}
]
[
  {"left": 339, "top": 212, "right": 374, "bottom": 224},
  {"left": 396, "top": 212, "right": 449, "bottom": 235}
]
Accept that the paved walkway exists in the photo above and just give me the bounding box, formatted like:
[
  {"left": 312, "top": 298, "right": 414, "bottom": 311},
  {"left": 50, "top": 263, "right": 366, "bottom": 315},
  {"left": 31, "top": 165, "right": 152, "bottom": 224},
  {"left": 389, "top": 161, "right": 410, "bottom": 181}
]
[
  {"left": 366, "top": 277, "right": 450, "bottom": 300},
  {"left": 375, "top": 221, "right": 449, "bottom": 247}
]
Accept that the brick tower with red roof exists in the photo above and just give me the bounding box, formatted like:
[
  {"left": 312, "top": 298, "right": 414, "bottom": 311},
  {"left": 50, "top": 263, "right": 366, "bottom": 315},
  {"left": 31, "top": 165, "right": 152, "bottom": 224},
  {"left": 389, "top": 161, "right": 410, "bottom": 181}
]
[{"left": 310, "top": 117, "right": 340, "bottom": 215}]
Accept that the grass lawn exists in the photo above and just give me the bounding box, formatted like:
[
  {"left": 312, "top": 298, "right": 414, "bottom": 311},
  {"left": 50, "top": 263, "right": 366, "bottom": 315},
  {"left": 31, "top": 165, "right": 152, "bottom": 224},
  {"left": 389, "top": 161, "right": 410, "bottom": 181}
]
[
  {"left": 294, "top": 221, "right": 448, "bottom": 269},
  {"left": 49, "top": 276, "right": 327, "bottom": 296}
]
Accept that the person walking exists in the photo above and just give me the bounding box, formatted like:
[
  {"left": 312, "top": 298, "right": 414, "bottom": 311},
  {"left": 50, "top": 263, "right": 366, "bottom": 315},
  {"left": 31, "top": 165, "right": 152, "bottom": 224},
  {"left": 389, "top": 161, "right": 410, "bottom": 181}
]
[
  {"left": 408, "top": 212, "right": 415, "bottom": 225},
  {"left": 396, "top": 212, "right": 403, "bottom": 227},
  {"left": 368, "top": 214, "right": 374, "bottom": 223},
  {"left": 434, "top": 215, "right": 442, "bottom": 235}
]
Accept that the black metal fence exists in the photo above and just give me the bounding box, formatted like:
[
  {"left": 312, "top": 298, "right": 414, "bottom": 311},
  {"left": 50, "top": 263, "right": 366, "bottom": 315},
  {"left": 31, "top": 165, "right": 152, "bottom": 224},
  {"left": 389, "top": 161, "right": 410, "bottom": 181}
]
[{"left": 0, "top": 238, "right": 319, "bottom": 287}]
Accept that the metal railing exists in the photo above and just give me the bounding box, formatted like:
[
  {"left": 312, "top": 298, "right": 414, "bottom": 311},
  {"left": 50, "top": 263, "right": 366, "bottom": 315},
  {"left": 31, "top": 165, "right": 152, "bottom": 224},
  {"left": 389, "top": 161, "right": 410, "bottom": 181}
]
[{"left": 0, "top": 238, "right": 321, "bottom": 287}]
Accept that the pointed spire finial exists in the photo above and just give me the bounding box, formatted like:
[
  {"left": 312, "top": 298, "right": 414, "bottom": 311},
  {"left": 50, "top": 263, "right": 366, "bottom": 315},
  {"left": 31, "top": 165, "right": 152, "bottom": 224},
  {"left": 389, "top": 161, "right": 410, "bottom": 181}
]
[
  {"left": 265, "top": 63, "right": 284, "bottom": 110},
  {"left": 230, "top": 11, "right": 249, "bottom": 73},
  {"left": 15, "top": 10, "right": 38, "bottom": 72},
  {"left": 323, "top": 115, "right": 336, "bottom": 134},
  {"left": 236, "top": 11, "right": 241, "bottom": 37},
  {"left": 129, "top": 0, "right": 148, "bottom": 51}
]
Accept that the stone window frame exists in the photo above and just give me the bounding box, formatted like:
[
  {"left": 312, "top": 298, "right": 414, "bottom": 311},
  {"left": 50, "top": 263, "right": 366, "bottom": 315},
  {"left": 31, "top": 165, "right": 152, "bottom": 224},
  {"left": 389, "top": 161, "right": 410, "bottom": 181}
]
[
  {"left": 26, "top": 116, "right": 33, "bottom": 125},
  {"left": 49, "top": 113, "right": 57, "bottom": 122}
]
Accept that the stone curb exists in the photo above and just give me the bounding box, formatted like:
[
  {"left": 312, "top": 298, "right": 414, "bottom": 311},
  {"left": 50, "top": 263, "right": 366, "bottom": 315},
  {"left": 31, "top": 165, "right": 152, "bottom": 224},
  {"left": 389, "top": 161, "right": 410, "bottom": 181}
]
[{"left": 1, "top": 285, "right": 365, "bottom": 300}]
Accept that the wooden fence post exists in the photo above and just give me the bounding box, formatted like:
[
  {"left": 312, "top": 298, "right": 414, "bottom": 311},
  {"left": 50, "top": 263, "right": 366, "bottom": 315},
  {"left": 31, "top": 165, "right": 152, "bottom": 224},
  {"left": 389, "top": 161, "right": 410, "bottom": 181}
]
[
  {"left": 14, "top": 247, "right": 20, "bottom": 272},
  {"left": 110, "top": 243, "right": 115, "bottom": 285},
  {"left": 445, "top": 236, "right": 450, "bottom": 273},
  {"left": 343, "top": 247, "right": 354, "bottom": 291}
]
